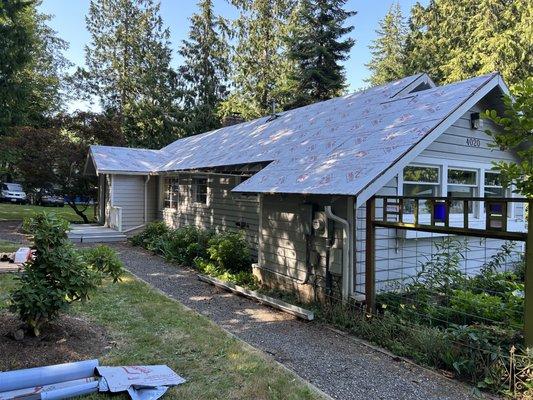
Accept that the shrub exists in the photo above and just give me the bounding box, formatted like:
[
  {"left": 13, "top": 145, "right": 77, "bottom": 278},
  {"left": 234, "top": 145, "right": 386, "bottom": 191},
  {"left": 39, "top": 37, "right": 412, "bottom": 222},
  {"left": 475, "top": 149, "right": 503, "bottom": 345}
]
[
  {"left": 205, "top": 231, "right": 251, "bottom": 274},
  {"left": 81, "top": 245, "right": 124, "bottom": 283},
  {"left": 130, "top": 221, "right": 169, "bottom": 249},
  {"left": 10, "top": 213, "right": 120, "bottom": 336},
  {"left": 160, "top": 226, "right": 213, "bottom": 265}
]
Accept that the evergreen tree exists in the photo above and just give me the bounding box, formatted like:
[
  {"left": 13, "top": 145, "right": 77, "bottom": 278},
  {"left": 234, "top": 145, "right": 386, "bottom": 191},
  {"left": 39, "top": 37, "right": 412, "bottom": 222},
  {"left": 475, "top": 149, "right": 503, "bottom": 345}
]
[
  {"left": 286, "top": 0, "right": 356, "bottom": 108},
  {"left": 0, "top": 0, "right": 69, "bottom": 132},
  {"left": 80, "top": 0, "right": 182, "bottom": 148},
  {"left": 366, "top": 2, "right": 407, "bottom": 86},
  {"left": 220, "top": 0, "right": 295, "bottom": 119},
  {"left": 179, "top": 0, "right": 230, "bottom": 134},
  {"left": 405, "top": 0, "right": 532, "bottom": 86}
]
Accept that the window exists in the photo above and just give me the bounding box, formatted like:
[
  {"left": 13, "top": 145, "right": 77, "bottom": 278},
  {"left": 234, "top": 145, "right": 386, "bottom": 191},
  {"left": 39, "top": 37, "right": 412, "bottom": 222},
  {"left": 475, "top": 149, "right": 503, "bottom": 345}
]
[
  {"left": 447, "top": 168, "right": 477, "bottom": 213},
  {"left": 402, "top": 165, "right": 440, "bottom": 213},
  {"left": 192, "top": 177, "right": 208, "bottom": 204},
  {"left": 164, "top": 178, "right": 180, "bottom": 209},
  {"left": 484, "top": 172, "right": 507, "bottom": 198}
]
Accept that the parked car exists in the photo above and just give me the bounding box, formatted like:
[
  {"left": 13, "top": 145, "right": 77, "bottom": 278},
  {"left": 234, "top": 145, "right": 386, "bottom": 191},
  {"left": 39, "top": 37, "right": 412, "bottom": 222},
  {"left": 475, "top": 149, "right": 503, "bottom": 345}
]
[
  {"left": 0, "top": 183, "right": 27, "bottom": 204},
  {"left": 38, "top": 191, "right": 65, "bottom": 207}
]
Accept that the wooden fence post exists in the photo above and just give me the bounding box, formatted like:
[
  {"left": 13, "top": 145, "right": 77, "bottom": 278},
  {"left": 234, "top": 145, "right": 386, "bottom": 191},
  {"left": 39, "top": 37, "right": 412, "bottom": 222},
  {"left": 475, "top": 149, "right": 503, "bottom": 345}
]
[
  {"left": 525, "top": 200, "right": 533, "bottom": 348},
  {"left": 365, "top": 197, "right": 376, "bottom": 314}
]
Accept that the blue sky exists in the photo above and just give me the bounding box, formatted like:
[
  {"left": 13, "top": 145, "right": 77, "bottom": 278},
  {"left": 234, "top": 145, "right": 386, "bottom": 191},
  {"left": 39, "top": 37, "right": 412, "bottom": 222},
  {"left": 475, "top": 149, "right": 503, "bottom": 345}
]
[{"left": 39, "top": 0, "right": 426, "bottom": 111}]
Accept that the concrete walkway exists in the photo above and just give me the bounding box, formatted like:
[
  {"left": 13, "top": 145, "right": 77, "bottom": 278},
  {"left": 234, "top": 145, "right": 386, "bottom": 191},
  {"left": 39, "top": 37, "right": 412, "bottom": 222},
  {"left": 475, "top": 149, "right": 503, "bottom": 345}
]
[{"left": 111, "top": 243, "right": 480, "bottom": 400}]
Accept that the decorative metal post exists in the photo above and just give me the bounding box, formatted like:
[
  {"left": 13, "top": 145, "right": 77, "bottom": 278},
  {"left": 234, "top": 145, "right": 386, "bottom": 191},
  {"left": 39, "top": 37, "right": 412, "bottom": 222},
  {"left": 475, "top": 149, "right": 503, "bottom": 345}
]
[
  {"left": 525, "top": 200, "right": 533, "bottom": 348},
  {"left": 365, "top": 197, "right": 376, "bottom": 314}
]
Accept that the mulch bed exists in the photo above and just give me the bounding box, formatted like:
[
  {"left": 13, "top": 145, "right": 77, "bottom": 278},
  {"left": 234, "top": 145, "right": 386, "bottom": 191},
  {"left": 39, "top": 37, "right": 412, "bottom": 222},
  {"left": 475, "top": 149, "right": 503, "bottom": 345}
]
[
  {"left": 0, "top": 312, "right": 109, "bottom": 371},
  {"left": 0, "top": 221, "right": 28, "bottom": 244}
]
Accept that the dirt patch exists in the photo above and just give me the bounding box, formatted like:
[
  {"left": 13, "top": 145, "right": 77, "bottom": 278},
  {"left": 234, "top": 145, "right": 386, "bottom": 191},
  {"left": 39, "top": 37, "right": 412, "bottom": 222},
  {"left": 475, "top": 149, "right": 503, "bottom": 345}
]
[
  {"left": 0, "top": 312, "right": 109, "bottom": 371},
  {"left": 0, "top": 221, "right": 29, "bottom": 244}
]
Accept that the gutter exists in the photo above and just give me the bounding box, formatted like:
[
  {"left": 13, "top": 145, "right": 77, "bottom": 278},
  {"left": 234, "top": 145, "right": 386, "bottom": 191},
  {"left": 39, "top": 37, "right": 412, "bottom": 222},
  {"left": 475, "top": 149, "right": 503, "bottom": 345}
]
[
  {"left": 144, "top": 175, "right": 151, "bottom": 224},
  {"left": 324, "top": 206, "right": 351, "bottom": 301}
]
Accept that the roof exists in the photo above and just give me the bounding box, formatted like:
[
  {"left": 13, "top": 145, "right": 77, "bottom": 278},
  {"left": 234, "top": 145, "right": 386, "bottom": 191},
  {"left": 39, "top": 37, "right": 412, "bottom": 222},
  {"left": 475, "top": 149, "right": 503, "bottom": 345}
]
[{"left": 88, "top": 72, "right": 506, "bottom": 196}]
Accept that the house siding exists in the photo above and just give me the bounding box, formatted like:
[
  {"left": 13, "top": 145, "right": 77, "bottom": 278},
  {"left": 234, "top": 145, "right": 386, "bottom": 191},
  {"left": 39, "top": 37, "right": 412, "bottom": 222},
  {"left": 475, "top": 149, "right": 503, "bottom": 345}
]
[
  {"left": 353, "top": 101, "right": 525, "bottom": 295},
  {"left": 108, "top": 174, "right": 158, "bottom": 231},
  {"left": 161, "top": 173, "right": 260, "bottom": 258},
  {"left": 258, "top": 194, "right": 350, "bottom": 301}
]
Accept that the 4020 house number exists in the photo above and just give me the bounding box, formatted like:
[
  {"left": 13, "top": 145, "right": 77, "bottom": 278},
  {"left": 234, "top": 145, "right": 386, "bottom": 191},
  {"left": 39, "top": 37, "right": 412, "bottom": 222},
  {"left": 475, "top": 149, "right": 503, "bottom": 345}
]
[{"left": 466, "top": 137, "right": 481, "bottom": 147}]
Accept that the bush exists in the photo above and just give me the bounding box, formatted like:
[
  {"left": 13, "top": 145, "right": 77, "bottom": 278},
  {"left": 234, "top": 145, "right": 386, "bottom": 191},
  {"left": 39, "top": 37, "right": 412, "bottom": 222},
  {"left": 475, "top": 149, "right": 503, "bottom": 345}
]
[
  {"left": 10, "top": 213, "right": 121, "bottom": 336},
  {"left": 130, "top": 221, "right": 169, "bottom": 249},
  {"left": 160, "top": 226, "right": 213, "bottom": 265},
  {"left": 205, "top": 231, "right": 251, "bottom": 274},
  {"left": 81, "top": 245, "right": 124, "bottom": 283}
]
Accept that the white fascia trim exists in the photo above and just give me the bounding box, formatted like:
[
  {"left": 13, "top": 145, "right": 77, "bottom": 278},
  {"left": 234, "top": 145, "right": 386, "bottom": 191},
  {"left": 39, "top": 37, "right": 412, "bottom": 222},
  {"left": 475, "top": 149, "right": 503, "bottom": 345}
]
[
  {"left": 98, "top": 170, "right": 155, "bottom": 176},
  {"left": 356, "top": 74, "right": 502, "bottom": 208}
]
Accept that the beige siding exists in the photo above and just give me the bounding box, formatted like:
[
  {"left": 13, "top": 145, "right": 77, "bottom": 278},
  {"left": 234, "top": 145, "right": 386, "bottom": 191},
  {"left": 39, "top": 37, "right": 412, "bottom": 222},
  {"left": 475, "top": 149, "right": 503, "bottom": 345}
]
[
  {"left": 161, "top": 174, "right": 260, "bottom": 258},
  {"left": 107, "top": 174, "right": 158, "bottom": 231},
  {"left": 259, "top": 194, "right": 348, "bottom": 295}
]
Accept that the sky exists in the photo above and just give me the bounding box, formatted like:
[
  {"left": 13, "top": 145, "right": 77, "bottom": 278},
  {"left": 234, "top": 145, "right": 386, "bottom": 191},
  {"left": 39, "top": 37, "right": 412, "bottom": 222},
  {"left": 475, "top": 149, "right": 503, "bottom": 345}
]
[{"left": 38, "top": 0, "right": 427, "bottom": 112}]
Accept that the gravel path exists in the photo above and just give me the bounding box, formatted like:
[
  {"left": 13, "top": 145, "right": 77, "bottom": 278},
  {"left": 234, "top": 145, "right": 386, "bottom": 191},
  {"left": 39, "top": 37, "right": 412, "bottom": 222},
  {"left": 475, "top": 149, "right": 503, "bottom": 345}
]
[{"left": 108, "top": 243, "right": 480, "bottom": 400}]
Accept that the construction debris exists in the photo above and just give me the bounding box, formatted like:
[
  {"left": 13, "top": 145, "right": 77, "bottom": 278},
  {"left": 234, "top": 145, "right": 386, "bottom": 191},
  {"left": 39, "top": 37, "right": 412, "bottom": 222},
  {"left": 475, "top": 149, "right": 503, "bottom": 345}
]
[{"left": 0, "top": 360, "right": 186, "bottom": 400}]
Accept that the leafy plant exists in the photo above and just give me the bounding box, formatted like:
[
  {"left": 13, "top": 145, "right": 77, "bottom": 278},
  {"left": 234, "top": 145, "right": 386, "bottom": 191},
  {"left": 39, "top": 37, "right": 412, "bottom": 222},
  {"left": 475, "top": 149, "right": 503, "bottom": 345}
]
[
  {"left": 205, "top": 231, "right": 251, "bottom": 274},
  {"left": 130, "top": 221, "right": 169, "bottom": 248},
  {"left": 10, "top": 213, "right": 121, "bottom": 336},
  {"left": 81, "top": 245, "right": 124, "bottom": 283}
]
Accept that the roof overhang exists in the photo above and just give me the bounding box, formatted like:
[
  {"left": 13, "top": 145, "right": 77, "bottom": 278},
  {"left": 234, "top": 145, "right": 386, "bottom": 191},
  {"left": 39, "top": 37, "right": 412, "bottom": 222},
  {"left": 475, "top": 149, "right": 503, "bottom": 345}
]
[{"left": 355, "top": 73, "right": 506, "bottom": 207}]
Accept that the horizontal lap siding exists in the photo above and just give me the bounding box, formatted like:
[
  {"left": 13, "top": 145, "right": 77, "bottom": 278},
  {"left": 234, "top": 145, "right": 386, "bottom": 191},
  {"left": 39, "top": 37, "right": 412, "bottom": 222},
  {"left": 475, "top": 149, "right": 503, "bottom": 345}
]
[
  {"left": 162, "top": 174, "right": 260, "bottom": 258},
  {"left": 260, "top": 194, "right": 346, "bottom": 287},
  {"left": 354, "top": 101, "right": 524, "bottom": 295},
  {"left": 112, "top": 175, "right": 146, "bottom": 230}
]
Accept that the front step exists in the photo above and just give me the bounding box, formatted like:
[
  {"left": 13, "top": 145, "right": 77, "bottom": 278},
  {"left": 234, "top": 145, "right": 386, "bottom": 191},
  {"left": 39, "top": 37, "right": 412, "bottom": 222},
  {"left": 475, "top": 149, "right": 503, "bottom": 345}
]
[
  {"left": 68, "top": 224, "right": 127, "bottom": 244},
  {"left": 69, "top": 234, "right": 126, "bottom": 243}
]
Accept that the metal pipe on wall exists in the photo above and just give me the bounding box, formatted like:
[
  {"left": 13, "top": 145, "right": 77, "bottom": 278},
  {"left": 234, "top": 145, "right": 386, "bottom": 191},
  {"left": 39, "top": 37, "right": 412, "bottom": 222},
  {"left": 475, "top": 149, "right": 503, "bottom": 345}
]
[{"left": 325, "top": 206, "right": 351, "bottom": 301}]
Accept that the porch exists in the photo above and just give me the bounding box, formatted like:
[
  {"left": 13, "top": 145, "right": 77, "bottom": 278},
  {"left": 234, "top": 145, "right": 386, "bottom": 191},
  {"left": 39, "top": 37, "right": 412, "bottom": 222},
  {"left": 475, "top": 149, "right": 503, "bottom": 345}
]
[{"left": 68, "top": 224, "right": 126, "bottom": 243}]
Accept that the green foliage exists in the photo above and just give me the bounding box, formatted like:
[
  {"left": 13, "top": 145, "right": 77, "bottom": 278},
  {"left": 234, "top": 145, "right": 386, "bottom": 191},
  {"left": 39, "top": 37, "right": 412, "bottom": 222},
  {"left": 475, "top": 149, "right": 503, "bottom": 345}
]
[
  {"left": 405, "top": 0, "right": 531, "bottom": 86},
  {"left": 79, "top": 0, "right": 183, "bottom": 148},
  {"left": 220, "top": 0, "right": 295, "bottom": 119},
  {"left": 81, "top": 245, "right": 124, "bottom": 283},
  {"left": 131, "top": 222, "right": 256, "bottom": 288},
  {"left": 130, "top": 221, "right": 169, "bottom": 248},
  {"left": 179, "top": 0, "right": 230, "bottom": 134},
  {"left": 204, "top": 231, "right": 251, "bottom": 274},
  {"left": 285, "top": 0, "right": 356, "bottom": 108},
  {"left": 484, "top": 78, "right": 533, "bottom": 198},
  {"left": 10, "top": 213, "right": 99, "bottom": 336},
  {"left": 0, "top": 0, "right": 70, "bottom": 133},
  {"left": 365, "top": 2, "right": 407, "bottom": 86}
]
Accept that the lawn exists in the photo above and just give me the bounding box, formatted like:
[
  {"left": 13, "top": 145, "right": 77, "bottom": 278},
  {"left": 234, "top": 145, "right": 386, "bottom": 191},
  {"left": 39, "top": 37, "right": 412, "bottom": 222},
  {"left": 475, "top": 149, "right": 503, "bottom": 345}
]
[
  {"left": 0, "top": 273, "right": 322, "bottom": 400},
  {"left": 0, "top": 240, "right": 22, "bottom": 252},
  {"left": 0, "top": 203, "right": 96, "bottom": 222}
]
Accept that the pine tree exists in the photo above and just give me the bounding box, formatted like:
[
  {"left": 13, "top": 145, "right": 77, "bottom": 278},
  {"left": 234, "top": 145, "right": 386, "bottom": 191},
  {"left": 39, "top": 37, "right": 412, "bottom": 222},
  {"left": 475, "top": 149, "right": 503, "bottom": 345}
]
[
  {"left": 179, "top": 0, "right": 230, "bottom": 134},
  {"left": 0, "top": 0, "right": 69, "bottom": 132},
  {"left": 405, "top": 0, "right": 531, "bottom": 86},
  {"left": 220, "top": 0, "right": 295, "bottom": 119},
  {"left": 286, "top": 0, "right": 356, "bottom": 108},
  {"left": 366, "top": 3, "right": 407, "bottom": 86},
  {"left": 80, "top": 0, "right": 182, "bottom": 148}
]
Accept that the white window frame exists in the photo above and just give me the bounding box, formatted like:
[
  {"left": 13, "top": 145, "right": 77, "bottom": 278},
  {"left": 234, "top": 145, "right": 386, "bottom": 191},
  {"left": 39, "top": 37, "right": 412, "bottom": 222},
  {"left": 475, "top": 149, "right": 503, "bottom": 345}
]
[
  {"left": 401, "top": 163, "right": 441, "bottom": 217},
  {"left": 163, "top": 176, "right": 180, "bottom": 210},
  {"left": 192, "top": 175, "right": 209, "bottom": 206},
  {"left": 446, "top": 167, "right": 479, "bottom": 217},
  {"left": 399, "top": 158, "right": 517, "bottom": 224}
]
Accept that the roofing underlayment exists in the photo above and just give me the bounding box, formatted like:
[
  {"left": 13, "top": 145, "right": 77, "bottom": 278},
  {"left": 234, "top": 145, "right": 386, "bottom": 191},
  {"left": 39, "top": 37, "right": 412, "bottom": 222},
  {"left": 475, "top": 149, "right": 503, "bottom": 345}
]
[{"left": 88, "top": 73, "right": 501, "bottom": 196}]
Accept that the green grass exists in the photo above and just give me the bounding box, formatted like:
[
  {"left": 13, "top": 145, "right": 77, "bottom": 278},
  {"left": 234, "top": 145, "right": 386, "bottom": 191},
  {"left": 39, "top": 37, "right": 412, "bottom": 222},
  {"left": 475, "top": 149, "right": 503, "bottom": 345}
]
[
  {"left": 0, "top": 273, "right": 322, "bottom": 400},
  {"left": 0, "top": 203, "right": 96, "bottom": 222}
]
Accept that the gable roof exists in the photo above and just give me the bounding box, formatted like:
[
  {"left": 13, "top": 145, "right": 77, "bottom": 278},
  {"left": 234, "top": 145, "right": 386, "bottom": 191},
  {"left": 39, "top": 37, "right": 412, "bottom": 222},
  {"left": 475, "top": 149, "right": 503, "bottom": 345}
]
[{"left": 88, "top": 72, "right": 507, "bottom": 197}]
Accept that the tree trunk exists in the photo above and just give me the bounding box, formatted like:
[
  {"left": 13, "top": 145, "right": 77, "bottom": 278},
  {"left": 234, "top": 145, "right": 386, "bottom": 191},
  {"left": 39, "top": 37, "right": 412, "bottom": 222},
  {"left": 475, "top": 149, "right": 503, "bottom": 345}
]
[{"left": 67, "top": 201, "right": 90, "bottom": 224}]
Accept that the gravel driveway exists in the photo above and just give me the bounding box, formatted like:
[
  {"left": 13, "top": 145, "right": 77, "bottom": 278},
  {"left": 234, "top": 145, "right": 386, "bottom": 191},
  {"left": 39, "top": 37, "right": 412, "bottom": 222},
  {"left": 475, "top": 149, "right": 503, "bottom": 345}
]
[{"left": 107, "top": 243, "right": 481, "bottom": 400}]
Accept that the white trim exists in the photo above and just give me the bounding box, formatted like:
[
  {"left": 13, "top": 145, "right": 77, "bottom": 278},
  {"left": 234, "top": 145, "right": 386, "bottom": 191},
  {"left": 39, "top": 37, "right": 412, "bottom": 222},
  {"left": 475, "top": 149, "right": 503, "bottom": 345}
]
[{"left": 356, "top": 73, "right": 502, "bottom": 207}]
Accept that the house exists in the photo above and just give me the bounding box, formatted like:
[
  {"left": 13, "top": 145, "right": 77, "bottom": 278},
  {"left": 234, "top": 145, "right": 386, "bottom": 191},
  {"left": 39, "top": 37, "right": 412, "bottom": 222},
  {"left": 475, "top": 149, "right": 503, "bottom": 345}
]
[{"left": 85, "top": 72, "right": 524, "bottom": 302}]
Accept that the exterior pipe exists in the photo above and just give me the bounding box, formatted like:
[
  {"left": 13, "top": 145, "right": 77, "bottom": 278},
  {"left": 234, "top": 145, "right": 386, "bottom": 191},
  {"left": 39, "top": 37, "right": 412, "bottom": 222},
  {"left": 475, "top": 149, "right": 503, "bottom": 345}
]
[
  {"left": 324, "top": 206, "right": 351, "bottom": 301},
  {"left": 144, "top": 175, "right": 151, "bottom": 224}
]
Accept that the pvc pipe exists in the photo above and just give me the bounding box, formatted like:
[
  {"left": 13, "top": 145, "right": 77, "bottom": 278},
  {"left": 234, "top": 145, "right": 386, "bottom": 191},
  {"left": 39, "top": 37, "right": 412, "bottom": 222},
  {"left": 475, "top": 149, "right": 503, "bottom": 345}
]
[
  {"left": 41, "top": 380, "right": 99, "bottom": 400},
  {"left": 0, "top": 359, "right": 99, "bottom": 393},
  {"left": 144, "top": 175, "right": 151, "bottom": 224},
  {"left": 0, "top": 378, "right": 97, "bottom": 400},
  {"left": 324, "top": 206, "right": 351, "bottom": 301}
]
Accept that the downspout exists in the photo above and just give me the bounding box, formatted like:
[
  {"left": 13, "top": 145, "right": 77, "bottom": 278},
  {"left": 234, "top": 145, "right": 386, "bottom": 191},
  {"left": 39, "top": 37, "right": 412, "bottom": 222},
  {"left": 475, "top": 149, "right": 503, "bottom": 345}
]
[
  {"left": 144, "top": 175, "right": 151, "bottom": 224},
  {"left": 324, "top": 206, "right": 351, "bottom": 301}
]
